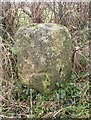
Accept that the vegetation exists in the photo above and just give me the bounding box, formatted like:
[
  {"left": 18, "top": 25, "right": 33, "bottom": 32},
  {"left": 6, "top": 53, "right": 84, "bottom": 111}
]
[{"left": 0, "top": 1, "right": 90, "bottom": 119}]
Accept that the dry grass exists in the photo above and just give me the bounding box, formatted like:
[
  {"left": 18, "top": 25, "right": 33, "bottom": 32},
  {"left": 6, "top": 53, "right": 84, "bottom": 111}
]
[{"left": 0, "top": 2, "right": 90, "bottom": 119}]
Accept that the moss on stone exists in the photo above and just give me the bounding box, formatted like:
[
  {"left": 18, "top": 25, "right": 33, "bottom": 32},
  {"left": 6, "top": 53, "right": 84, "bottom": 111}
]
[{"left": 15, "top": 23, "right": 72, "bottom": 94}]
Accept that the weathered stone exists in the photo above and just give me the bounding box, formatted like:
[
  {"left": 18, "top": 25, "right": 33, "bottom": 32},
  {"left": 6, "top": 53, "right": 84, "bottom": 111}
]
[{"left": 15, "top": 23, "right": 72, "bottom": 94}]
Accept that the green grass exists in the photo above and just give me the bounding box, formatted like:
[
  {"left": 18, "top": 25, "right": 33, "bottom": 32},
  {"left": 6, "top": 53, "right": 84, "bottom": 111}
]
[{"left": 1, "top": 70, "right": 89, "bottom": 119}]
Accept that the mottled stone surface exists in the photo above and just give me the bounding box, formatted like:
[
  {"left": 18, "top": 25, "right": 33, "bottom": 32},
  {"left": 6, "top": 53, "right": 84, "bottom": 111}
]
[{"left": 15, "top": 23, "right": 72, "bottom": 94}]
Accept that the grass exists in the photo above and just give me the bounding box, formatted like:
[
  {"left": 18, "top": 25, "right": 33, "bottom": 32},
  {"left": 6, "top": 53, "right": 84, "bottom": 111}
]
[
  {"left": 1, "top": 3, "right": 89, "bottom": 118},
  {"left": 1, "top": 70, "right": 89, "bottom": 119}
]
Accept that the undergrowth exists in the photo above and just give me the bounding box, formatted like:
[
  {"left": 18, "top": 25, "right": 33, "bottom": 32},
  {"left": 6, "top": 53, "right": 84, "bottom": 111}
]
[
  {"left": 1, "top": 2, "right": 90, "bottom": 119},
  {"left": 1, "top": 71, "right": 89, "bottom": 119}
]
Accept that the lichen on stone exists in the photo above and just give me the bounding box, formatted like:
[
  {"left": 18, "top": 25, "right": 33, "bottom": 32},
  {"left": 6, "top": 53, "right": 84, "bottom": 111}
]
[{"left": 15, "top": 23, "right": 72, "bottom": 94}]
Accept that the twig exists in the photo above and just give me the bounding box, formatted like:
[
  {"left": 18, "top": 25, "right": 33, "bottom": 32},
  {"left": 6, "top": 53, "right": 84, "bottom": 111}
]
[{"left": 53, "top": 108, "right": 63, "bottom": 118}]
